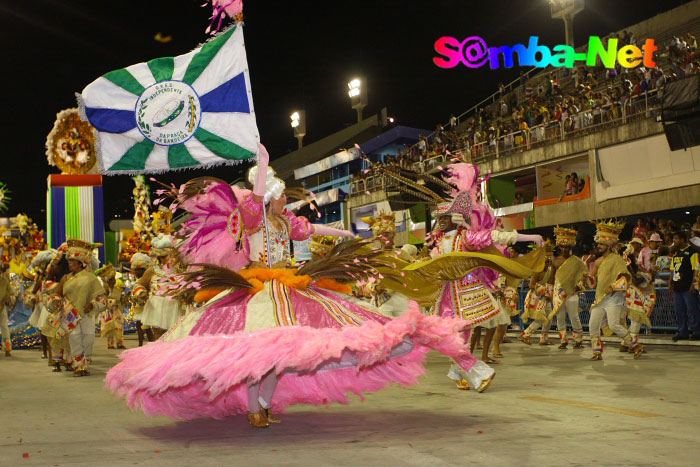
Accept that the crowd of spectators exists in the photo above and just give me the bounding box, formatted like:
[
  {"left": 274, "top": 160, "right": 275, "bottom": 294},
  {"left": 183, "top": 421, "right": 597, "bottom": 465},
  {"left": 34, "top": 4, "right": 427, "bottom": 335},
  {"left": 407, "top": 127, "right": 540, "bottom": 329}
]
[
  {"left": 576, "top": 216, "right": 700, "bottom": 283},
  {"left": 402, "top": 30, "right": 700, "bottom": 165},
  {"left": 350, "top": 30, "right": 700, "bottom": 200}
]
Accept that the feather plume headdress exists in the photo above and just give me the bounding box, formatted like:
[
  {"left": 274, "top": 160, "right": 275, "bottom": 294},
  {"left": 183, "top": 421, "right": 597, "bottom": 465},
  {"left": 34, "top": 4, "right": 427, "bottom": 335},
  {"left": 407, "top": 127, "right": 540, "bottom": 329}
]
[{"left": 247, "top": 166, "right": 285, "bottom": 204}]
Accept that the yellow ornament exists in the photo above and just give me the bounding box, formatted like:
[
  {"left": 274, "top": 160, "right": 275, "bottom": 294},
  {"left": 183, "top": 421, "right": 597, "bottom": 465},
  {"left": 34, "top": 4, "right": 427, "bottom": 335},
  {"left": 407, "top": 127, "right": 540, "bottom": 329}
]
[{"left": 46, "top": 108, "right": 97, "bottom": 174}]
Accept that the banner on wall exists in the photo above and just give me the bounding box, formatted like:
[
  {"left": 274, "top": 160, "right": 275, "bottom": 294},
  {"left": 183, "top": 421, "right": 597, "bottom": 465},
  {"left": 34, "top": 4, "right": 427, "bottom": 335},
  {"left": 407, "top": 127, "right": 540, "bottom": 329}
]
[
  {"left": 78, "top": 25, "right": 258, "bottom": 175},
  {"left": 535, "top": 155, "right": 589, "bottom": 200}
]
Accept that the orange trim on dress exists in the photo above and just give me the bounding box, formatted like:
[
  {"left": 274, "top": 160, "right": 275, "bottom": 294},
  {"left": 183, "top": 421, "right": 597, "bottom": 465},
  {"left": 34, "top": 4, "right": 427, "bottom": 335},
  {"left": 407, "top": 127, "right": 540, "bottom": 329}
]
[{"left": 193, "top": 268, "right": 351, "bottom": 302}]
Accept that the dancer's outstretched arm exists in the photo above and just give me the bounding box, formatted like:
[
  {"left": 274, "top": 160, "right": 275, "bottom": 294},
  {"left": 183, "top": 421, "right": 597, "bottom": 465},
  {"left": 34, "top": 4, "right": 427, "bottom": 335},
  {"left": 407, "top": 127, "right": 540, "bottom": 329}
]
[
  {"left": 490, "top": 231, "right": 543, "bottom": 247},
  {"left": 517, "top": 233, "right": 544, "bottom": 246},
  {"left": 312, "top": 225, "right": 355, "bottom": 238}
]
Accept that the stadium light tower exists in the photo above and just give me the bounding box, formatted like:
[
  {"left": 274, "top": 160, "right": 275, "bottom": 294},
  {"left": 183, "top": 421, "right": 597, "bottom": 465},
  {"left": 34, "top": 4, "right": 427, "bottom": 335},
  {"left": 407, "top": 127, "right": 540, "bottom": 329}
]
[
  {"left": 550, "top": 0, "right": 584, "bottom": 47},
  {"left": 347, "top": 78, "right": 367, "bottom": 123},
  {"left": 290, "top": 110, "right": 306, "bottom": 149}
]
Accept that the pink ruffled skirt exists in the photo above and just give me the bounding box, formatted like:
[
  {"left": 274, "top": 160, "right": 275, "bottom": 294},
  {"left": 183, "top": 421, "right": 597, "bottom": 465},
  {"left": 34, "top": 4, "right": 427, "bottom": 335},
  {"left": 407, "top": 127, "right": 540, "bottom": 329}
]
[{"left": 105, "top": 280, "right": 476, "bottom": 420}]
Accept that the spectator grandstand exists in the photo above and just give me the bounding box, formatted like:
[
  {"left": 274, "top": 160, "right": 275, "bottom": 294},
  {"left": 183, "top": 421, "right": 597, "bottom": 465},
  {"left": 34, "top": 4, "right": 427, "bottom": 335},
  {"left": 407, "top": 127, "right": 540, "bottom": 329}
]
[{"left": 346, "top": 15, "right": 700, "bottom": 175}]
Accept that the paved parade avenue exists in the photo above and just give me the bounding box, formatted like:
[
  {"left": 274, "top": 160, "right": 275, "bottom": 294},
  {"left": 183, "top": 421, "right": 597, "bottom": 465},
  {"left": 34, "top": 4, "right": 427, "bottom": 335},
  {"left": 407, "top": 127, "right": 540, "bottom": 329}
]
[{"left": 2, "top": 336, "right": 700, "bottom": 466}]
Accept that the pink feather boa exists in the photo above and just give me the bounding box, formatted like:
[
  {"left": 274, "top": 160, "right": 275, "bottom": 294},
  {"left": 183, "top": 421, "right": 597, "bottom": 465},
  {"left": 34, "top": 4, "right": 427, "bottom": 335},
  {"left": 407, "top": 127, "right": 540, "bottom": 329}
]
[{"left": 105, "top": 310, "right": 474, "bottom": 420}]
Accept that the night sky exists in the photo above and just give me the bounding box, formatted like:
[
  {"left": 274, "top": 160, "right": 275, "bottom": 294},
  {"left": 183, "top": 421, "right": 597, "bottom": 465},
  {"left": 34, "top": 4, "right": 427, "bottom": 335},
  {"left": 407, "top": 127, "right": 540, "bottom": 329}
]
[{"left": 1, "top": 0, "right": 686, "bottom": 229}]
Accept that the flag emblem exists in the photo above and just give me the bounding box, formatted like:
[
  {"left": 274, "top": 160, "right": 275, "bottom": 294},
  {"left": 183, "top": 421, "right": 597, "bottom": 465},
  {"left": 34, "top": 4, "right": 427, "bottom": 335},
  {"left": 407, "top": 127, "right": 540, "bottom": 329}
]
[{"left": 136, "top": 81, "right": 201, "bottom": 145}]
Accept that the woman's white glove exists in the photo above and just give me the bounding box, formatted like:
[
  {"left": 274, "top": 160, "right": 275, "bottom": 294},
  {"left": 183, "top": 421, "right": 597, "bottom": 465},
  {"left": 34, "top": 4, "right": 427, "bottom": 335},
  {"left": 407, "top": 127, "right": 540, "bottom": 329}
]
[
  {"left": 517, "top": 233, "right": 544, "bottom": 247},
  {"left": 253, "top": 143, "right": 270, "bottom": 198},
  {"left": 313, "top": 225, "right": 355, "bottom": 238}
]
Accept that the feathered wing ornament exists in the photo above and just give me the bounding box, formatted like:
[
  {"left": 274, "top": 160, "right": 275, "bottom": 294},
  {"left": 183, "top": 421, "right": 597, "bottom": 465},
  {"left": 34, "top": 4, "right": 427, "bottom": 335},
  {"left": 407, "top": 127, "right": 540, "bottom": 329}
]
[
  {"left": 0, "top": 183, "right": 10, "bottom": 213},
  {"left": 444, "top": 162, "right": 480, "bottom": 195},
  {"left": 297, "top": 238, "right": 402, "bottom": 286},
  {"left": 363, "top": 249, "right": 441, "bottom": 307},
  {"left": 175, "top": 178, "right": 251, "bottom": 271},
  {"left": 404, "top": 246, "right": 545, "bottom": 283},
  {"left": 162, "top": 263, "right": 252, "bottom": 303},
  {"left": 205, "top": 0, "right": 244, "bottom": 34}
]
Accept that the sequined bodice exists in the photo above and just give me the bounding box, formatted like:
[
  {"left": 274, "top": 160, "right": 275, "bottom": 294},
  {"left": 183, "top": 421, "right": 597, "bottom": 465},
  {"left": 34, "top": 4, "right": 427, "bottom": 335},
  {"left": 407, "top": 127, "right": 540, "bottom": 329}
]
[{"left": 248, "top": 216, "right": 291, "bottom": 266}]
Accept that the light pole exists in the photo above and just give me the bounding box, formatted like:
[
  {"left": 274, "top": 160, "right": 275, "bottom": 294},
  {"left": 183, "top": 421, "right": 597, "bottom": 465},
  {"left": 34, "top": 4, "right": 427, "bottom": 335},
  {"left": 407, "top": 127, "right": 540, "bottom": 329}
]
[
  {"left": 348, "top": 78, "right": 367, "bottom": 123},
  {"left": 290, "top": 110, "right": 306, "bottom": 149},
  {"left": 550, "top": 0, "right": 584, "bottom": 47}
]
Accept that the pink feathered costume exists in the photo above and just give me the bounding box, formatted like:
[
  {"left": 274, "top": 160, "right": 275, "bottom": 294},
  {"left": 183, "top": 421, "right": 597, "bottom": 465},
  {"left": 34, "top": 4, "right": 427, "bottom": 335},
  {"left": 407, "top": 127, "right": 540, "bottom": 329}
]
[
  {"left": 106, "top": 180, "right": 478, "bottom": 420},
  {"left": 413, "top": 164, "right": 543, "bottom": 388}
]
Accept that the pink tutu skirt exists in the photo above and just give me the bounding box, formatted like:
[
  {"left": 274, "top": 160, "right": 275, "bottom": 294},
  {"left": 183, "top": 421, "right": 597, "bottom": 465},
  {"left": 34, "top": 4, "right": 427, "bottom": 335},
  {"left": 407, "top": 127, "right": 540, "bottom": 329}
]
[{"left": 106, "top": 279, "right": 476, "bottom": 420}]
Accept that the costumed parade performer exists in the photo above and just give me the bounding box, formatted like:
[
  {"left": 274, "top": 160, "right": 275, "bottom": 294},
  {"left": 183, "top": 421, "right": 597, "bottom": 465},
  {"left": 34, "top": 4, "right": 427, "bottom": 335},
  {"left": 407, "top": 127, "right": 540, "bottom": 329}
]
[
  {"left": 402, "top": 163, "right": 544, "bottom": 391},
  {"left": 588, "top": 221, "right": 644, "bottom": 360},
  {"left": 0, "top": 263, "right": 15, "bottom": 357},
  {"left": 42, "top": 245, "right": 73, "bottom": 372},
  {"left": 129, "top": 253, "right": 155, "bottom": 346},
  {"left": 519, "top": 243, "right": 555, "bottom": 346},
  {"left": 26, "top": 249, "right": 58, "bottom": 360},
  {"left": 619, "top": 239, "right": 654, "bottom": 352},
  {"left": 137, "top": 234, "right": 183, "bottom": 337},
  {"left": 60, "top": 239, "right": 108, "bottom": 376},
  {"left": 106, "top": 144, "right": 477, "bottom": 428},
  {"left": 623, "top": 251, "right": 656, "bottom": 353},
  {"left": 466, "top": 271, "right": 512, "bottom": 363},
  {"left": 97, "top": 264, "right": 127, "bottom": 350},
  {"left": 549, "top": 227, "right": 591, "bottom": 350}
]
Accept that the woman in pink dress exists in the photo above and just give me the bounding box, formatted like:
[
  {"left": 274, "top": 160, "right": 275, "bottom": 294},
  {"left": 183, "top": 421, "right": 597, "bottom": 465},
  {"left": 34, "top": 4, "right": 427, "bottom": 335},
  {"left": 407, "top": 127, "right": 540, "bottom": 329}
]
[{"left": 106, "top": 145, "right": 476, "bottom": 428}]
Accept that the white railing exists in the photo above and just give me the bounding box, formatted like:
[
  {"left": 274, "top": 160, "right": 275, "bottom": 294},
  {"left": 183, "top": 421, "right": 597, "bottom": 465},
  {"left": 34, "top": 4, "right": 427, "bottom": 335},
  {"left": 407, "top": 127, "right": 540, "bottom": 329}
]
[
  {"left": 455, "top": 88, "right": 660, "bottom": 164},
  {"left": 349, "top": 88, "right": 661, "bottom": 195}
]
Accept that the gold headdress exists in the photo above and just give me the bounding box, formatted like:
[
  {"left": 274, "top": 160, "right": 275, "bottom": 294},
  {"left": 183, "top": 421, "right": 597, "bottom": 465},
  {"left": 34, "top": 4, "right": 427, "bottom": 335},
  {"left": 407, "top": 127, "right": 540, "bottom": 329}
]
[
  {"left": 554, "top": 226, "right": 577, "bottom": 247},
  {"left": 594, "top": 220, "right": 625, "bottom": 246},
  {"left": 45, "top": 108, "right": 97, "bottom": 175},
  {"left": 65, "top": 238, "right": 97, "bottom": 266},
  {"left": 362, "top": 212, "right": 396, "bottom": 237},
  {"left": 151, "top": 206, "right": 173, "bottom": 234}
]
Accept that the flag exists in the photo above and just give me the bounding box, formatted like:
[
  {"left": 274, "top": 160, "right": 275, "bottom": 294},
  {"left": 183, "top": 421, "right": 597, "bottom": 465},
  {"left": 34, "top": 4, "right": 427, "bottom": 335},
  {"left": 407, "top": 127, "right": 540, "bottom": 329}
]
[{"left": 77, "top": 24, "right": 258, "bottom": 175}]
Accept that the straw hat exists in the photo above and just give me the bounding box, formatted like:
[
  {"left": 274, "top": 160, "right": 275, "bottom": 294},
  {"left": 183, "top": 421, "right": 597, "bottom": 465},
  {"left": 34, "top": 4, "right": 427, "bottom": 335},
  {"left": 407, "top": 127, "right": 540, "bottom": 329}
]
[
  {"left": 362, "top": 212, "right": 396, "bottom": 237},
  {"left": 65, "top": 238, "right": 97, "bottom": 266},
  {"left": 130, "top": 252, "right": 152, "bottom": 269},
  {"left": 594, "top": 220, "right": 625, "bottom": 246},
  {"left": 554, "top": 226, "right": 577, "bottom": 247},
  {"left": 629, "top": 237, "right": 644, "bottom": 247},
  {"left": 431, "top": 202, "right": 450, "bottom": 219}
]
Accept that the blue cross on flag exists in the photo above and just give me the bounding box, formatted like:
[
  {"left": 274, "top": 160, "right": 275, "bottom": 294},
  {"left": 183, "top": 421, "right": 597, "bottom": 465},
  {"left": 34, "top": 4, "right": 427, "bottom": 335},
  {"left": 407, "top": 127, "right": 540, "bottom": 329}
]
[{"left": 77, "top": 24, "right": 259, "bottom": 174}]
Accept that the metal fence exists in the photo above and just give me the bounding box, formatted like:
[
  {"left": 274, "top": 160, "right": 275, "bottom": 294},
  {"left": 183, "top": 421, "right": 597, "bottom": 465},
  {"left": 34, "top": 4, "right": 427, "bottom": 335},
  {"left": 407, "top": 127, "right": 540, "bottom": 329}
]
[
  {"left": 469, "top": 88, "right": 661, "bottom": 164},
  {"left": 348, "top": 89, "right": 661, "bottom": 198},
  {"left": 514, "top": 286, "right": 678, "bottom": 334}
]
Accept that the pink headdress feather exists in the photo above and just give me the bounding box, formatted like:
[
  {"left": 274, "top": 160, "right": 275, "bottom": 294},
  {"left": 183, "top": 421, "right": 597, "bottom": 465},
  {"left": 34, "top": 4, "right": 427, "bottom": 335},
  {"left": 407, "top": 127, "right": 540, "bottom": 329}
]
[
  {"left": 444, "top": 163, "right": 480, "bottom": 194},
  {"left": 205, "top": 1, "right": 244, "bottom": 34}
]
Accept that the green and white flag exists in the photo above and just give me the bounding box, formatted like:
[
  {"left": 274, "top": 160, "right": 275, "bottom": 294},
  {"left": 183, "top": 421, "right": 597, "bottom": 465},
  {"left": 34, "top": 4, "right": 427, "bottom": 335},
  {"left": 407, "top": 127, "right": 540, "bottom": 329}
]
[{"left": 78, "top": 24, "right": 258, "bottom": 174}]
